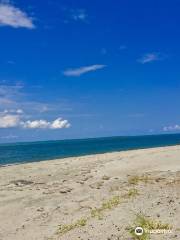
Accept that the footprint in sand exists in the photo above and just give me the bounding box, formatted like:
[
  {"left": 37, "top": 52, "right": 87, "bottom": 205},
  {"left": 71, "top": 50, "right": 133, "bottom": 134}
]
[
  {"left": 89, "top": 181, "right": 104, "bottom": 189},
  {"left": 102, "top": 175, "right": 111, "bottom": 180},
  {"left": 9, "top": 179, "right": 34, "bottom": 187},
  {"left": 59, "top": 187, "right": 73, "bottom": 193}
]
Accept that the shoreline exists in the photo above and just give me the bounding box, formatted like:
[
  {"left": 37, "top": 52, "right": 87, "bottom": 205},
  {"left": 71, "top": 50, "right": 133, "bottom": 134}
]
[
  {"left": 1, "top": 133, "right": 180, "bottom": 166},
  {"left": 1, "top": 143, "right": 180, "bottom": 168},
  {"left": 0, "top": 145, "right": 180, "bottom": 239}
]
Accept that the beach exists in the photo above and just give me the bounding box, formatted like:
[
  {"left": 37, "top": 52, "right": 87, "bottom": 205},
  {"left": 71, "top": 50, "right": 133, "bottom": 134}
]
[{"left": 0, "top": 145, "right": 180, "bottom": 240}]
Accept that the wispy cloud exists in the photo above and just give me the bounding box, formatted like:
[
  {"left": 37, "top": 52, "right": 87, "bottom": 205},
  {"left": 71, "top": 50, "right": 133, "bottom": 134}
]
[
  {"left": 0, "top": 83, "right": 23, "bottom": 108},
  {"left": 163, "top": 124, "right": 180, "bottom": 132},
  {"left": 62, "top": 8, "right": 88, "bottom": 24},
  {"left": 0, "top": 83, "right": 23, "bottom": 96},
  {"left": 101, "top": 48, "right": 107, "bottom": 55},
  {"left": 137, "top": 53, "right": 163, "bottom": 64},
  {"left": 0, "top": 3, "right": 35, "bottom": 29},
  {"left": 127, "top": 113, "right": 145, "bottom": 118},
  {"left": 119, "top": 45, "right": 127, "bottom": 50},
  {"left": 7, "top": 60, "right": 15, "bottom": 65},
  {"left": 70, "top": 9, "right": 88, "bottom": 22},
  {"left": 63, "top": 64, "right": 106, "bottom": 77},
  {"left": 3, "top": 109, "right": 23, "bottom": 114},
  {"left": 0, "top": 134, "right": 18, "bottom": 140},
  {"left": 0, "top": 111, "right": 71, "bottom": 129},
  {"left": 0, "top": 81, "right": 71, "bottom": 117}
]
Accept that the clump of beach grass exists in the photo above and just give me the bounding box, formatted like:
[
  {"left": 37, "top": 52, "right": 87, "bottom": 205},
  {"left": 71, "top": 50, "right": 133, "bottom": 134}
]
[
  {"left": 91, "top": 188, "right": 139, "bottom": 220},
  {"left": 128, "top": 214, "right": 172, "bottom": 240},
  {"left": 91, "top": 195, "right": 122, "bottom": 220},
  {"left": 57, "top": 218, "right": 87, "bottom": 235},
  {"left": 128, "top": 175, "right": 151, "bottom": 185},
  {"left": 125, "top": 188, "right": 139, "bottom": 198},
  {"left": 57, "top": 188, "right": 139, "bottom": 235}
]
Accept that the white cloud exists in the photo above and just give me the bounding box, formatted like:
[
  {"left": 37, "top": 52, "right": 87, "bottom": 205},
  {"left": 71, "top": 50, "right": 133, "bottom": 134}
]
[
  {"left": 21, "top": 118, "right": 70, "bottom": 129},
  {"left": 50, "top": 118, "right": 71, "bottom": 129},
  {"left": 0, "top": 114, "right": 20, "bottom": 128},
  {"left": 21, "top": 119, "right": 49, "bottom": 129},
  {"left": 0, "top": 111, "right": 71, "bottom": 129},
  {"left": 63, "top": 64, "right": 106, "bottom": 77},
  {"left": 16, "top": 109, "right": 23, "bottom": 114},
  {"left": 138, "top": 53, "right": 161, "bottom": 64},
  {"left": 0, "top": 3, "right": 35, "bottom": 29},
  {"left": 163, "top": 124, "right": 180, "bottom": 132}
]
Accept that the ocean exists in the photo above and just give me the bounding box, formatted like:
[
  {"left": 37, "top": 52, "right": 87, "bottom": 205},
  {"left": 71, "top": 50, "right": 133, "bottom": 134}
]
[{"left": 0, "top": 134, "right": 180, "bottom": 165}]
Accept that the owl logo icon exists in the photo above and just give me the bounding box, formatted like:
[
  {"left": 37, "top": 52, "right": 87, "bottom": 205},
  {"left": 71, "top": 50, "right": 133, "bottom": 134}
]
[{"left": 135, "top": 227, "right": 144, "bottom": 236}]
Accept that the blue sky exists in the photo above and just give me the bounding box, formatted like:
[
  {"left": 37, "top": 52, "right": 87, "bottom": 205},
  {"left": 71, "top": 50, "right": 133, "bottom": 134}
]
[{"left": 0, "top": 0, "right": 180, "bottom": 142}]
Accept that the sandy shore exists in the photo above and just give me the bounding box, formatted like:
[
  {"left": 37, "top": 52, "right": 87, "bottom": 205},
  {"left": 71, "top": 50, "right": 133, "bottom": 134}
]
[{"left": 0, "top": 145, "right": 180, "bottom": 240}]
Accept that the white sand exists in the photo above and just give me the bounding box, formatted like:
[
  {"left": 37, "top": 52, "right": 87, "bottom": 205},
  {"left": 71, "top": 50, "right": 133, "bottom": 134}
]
[{"left": 0, "top": 145, "right": 180, "bottom": 240}]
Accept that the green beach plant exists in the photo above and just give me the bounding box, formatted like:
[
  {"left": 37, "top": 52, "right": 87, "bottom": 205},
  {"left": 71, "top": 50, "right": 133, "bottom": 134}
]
[
  {"left": 91, "top": 189, "right": 139, "bottom": 220},
  {"left": 128, "top": 175, "right": 151, "bottom": 185},
  {"left": 57, "top": 188, "right": 139, "bottom": 235},
  {"left": 128, "top": 214, "right": 172, "bottom": 240},
  {"left": 57, "top": 218, "right": 87, "bottom": 235}
]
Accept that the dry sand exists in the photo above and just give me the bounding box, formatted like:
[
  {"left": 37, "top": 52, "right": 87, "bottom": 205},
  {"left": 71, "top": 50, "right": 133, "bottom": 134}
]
[{"left": 0, "top": 145, "right": 180, "bottom": 240}]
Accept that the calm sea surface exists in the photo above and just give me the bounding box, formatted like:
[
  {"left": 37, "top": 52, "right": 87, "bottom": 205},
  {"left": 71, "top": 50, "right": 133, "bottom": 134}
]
[{"left": 0, "top": 134, "right": 180, "bottom": 165}]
